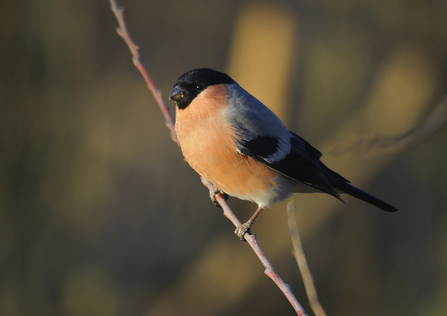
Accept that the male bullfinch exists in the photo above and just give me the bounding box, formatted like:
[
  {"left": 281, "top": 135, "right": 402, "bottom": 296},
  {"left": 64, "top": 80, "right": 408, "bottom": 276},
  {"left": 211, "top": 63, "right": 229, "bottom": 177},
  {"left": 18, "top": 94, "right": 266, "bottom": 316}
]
[{"left": 169, "top": 68, "right": 397, "bottom": 239}]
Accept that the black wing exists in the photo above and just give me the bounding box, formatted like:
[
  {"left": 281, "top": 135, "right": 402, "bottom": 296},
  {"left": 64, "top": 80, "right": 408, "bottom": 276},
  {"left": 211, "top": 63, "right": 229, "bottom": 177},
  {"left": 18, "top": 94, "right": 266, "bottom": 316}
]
[{"left": 237, "top": 131, "right": 344, "bottom": 200}]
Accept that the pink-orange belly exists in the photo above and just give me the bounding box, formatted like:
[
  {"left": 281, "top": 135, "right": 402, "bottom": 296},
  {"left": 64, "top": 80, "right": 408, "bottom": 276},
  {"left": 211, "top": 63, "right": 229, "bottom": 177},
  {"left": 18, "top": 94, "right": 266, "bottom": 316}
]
[
  {"left": 176, "top": 120, "right": 291, "bottom": 206},
  {"left": 174, "top": 84, "right": 293, "bottom": 206}
]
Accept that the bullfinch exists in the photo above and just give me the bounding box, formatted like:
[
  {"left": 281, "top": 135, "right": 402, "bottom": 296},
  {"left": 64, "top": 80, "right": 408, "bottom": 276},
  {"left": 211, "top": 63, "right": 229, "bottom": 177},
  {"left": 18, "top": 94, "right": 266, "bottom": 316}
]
[{"left": 169, "top": 68, "right": 397, "bottom": 239}]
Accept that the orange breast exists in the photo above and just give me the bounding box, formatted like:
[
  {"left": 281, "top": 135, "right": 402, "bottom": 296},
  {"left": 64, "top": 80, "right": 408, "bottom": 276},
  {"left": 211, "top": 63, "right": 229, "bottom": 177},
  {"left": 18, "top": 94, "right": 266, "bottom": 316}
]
[{"left": 175, "top": 84, "right": 289, "bottom": 206}]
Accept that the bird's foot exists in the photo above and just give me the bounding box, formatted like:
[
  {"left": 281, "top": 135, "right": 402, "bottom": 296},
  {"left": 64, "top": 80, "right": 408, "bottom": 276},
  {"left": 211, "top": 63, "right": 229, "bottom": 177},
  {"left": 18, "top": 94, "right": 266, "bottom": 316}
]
[
  {"left": 234, "top": 206, "right": 264, "bottom": 241},
  {"left": 209, "top": 187, "right": 229, "bottom": 207},
  {"left": 200, "top": 177, "right": 229, "bottom": 207},
  {"left": 234, "top": 222, "right": 252, "bottom": 241}
]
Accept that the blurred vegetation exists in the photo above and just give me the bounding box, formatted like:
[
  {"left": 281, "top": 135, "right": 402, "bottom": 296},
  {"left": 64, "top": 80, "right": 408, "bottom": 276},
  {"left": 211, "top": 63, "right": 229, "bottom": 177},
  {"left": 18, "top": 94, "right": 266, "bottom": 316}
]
[{"left": 1, "top": 0, "right": 447, "bottom": 315}]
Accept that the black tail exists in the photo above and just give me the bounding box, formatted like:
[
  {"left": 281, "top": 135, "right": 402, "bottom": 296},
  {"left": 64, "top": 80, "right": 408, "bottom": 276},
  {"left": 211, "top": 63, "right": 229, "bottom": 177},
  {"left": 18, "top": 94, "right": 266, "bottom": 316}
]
[{"left": 333, "top": 181, "right": 398, "bottom": 212}]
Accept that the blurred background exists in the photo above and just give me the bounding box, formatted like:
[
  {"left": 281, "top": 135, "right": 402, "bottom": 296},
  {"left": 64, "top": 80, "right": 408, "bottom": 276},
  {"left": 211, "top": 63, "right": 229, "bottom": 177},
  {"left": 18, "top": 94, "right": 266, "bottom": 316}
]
[{"left": 1, "top": 0, "right": 447, "bottom": 315}]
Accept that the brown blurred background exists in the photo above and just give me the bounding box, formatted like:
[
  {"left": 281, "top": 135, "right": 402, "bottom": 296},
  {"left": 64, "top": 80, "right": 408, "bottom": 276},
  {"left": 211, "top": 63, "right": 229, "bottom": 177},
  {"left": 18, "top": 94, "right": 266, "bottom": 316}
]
[{"left": 1, "top": 0, "right": 447, "bottom": 315}]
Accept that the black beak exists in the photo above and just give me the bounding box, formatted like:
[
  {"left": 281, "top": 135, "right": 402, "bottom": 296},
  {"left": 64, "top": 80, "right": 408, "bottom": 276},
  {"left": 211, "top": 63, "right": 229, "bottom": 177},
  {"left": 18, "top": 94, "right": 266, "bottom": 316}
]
[{"left": 169, "top": 86, "right": 186, "bottom": 103}]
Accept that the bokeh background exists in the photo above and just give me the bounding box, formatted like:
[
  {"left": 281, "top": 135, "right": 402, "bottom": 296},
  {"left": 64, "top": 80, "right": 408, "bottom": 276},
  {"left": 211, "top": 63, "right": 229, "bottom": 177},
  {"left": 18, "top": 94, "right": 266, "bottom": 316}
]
[{"left": 2, "top": 0, "right": 447, "bottom": 315}]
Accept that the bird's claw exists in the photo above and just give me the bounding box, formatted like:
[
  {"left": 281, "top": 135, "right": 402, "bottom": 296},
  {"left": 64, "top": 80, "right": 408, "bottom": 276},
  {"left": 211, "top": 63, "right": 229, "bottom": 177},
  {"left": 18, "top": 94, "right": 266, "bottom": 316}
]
[
  {"left": 209, "top": 188, "right": 229, "bottom": 207},
  {"left": 234, "top": 222, "right": 252, "bottom": 241}
]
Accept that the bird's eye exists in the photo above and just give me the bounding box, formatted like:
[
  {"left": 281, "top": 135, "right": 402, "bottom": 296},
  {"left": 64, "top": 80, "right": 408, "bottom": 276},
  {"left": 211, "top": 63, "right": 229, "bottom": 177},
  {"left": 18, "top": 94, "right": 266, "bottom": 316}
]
[{"left": 195, "top": 83, "right": 205, "bottom": 91}]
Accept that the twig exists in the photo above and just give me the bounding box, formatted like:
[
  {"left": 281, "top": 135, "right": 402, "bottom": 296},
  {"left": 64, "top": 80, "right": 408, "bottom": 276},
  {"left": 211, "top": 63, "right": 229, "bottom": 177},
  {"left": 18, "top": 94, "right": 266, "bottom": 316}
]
[
  {"left": 109, "top": 1, "right": 307, "bottom": 315},
  {"left": 201, "top": 175, "right": 307, "bottom": 314},
  {"left": 212, "top": 188, "right": 307, "bottom": 315},
  {"left": 288, "top": 201, "right": 327, "bottom": 316},
  {"left": 109, "top": 0, "right": 177, "bottom": 144},
  {"left": 329, "top": 95, "right": 447, "bottom": 156}
]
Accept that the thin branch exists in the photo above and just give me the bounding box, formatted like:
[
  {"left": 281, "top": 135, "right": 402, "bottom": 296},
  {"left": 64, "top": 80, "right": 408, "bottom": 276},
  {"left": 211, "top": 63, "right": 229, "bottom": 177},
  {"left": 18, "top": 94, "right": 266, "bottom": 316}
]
[
  {"left": 288, "top": 201, "right": 327, "bottom": 316},
  {"left": 201, "top": 177, "right": 307, "bottom": 315},
  {"left": 329, "top": 95, "right": 447, "bottom": 156},
  {"left": 109, "top": 1, "right": 307, "bottom": 315},
  {"left": 383, "top": 94, "right": 447, "bottom": 151},
  {"left": 109, "top": 0, "right": 177, "bottom": 144}
]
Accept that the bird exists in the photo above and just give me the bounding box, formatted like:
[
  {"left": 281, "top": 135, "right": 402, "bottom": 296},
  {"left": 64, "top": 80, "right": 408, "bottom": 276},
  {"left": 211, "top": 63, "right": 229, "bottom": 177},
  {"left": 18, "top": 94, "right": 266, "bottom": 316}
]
[{"left": 169, "top": 68, "right": 398, "bottom": 240}]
